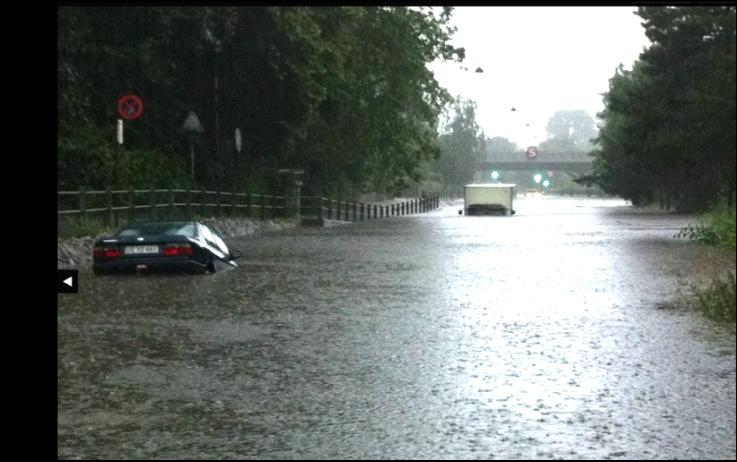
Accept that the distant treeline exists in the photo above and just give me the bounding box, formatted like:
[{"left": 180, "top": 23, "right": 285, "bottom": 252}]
[
  {"left": 58, "top": 7, "right": 464, "bottom": 199},
  {"left": 583, "top": 7, "right": 736, "bottom": 212}
]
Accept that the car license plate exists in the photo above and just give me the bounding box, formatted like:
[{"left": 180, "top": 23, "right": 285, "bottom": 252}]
[{"left": 124, "top": 245, "right": 160, "bottom": 255}]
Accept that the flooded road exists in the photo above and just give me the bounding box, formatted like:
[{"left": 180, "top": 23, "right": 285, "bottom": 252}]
[{"left": 58, "top": 196, "right": 736, "bottom": 459}]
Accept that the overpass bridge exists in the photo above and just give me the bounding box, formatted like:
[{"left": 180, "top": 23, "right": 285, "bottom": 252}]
[{"left": 478, "top": 150, "right": 594, "bottom": 175}]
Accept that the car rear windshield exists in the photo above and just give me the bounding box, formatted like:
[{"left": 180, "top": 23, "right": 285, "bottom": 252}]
[{"left": 116, "top": 222, "right": 197, "bottom": 237}]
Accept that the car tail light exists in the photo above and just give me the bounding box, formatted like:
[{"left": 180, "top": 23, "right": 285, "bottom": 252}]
[
  {"left": 162, "top": 243, "right": 193, "bottom": 256},
  {"left": 93, "top": 247, "right": 121, "bottom": 258}
]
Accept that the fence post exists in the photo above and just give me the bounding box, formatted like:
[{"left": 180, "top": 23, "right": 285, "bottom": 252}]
[
  {"left": 200, "top": 189, "right": 206, "bottom": 216},
  {"left": 261, "top": 194, "right": 266, "bottom": 219},
  {"left": 216, "top": 190, "right": 222, "bottom": 217},
  {"left": 272, "top": 193, "right": 277, "bottom": 219},
  {"left": 360, "top": 203, "right": 365, "bottom": 221},
  {"left": 79, "top": 187, "right": 87, "bottom": 223},
  {"left": 351, "top": 202, "right": 356, "bottom": 222},
  {"left": 127, "top": 189, "right": 134, "bottom": 223},
  {"left": 318, "top": 197, "right": 324, "bottom": 220},
  {"left": 246, "top": 192, "right": 251, "bottom": 218},
  {"left": 106, "top": 186, "right": 113, "bottom": 226},
  {"left": 169, "top": 189, "right": 175, "bottom": 218},
  {"left": 149, "top": 189, "right": 155, "bottom": 220},
  {"left": 186, "top": 189, "right": 192, "bottom": 219}
]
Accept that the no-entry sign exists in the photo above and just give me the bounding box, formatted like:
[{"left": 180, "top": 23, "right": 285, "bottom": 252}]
[{"left": 118, "top": 94, "right": 144, "bottom": 120}]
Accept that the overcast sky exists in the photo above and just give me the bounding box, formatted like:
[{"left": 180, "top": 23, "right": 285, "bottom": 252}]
[{"left": 428, "top": 7, "right": 652, "bottom": 148}]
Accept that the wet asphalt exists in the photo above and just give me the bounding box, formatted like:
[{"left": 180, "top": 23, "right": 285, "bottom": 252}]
[{"left": 58, "top": 196, "right": 736, "bottom": 459}]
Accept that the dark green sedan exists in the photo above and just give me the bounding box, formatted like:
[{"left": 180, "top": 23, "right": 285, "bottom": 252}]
[{"left": 92, "top": 221, "right": 241, "bottom": 275}]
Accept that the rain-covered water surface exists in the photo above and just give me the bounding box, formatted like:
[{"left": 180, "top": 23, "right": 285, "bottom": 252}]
[{"left": 58, "top": 196, "right": 736, "bottom": 459}]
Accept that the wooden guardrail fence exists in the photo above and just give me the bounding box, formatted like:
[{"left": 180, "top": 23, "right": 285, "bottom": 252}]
[{"left": 57, "top": 187, "right": 463, "bottom": 227}]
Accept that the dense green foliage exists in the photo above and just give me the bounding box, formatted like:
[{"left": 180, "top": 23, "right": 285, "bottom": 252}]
[
  {"left": 676, "top": 202, "right": 736, "bottom": 323},
  {"left": 430, "top": 99, "right": 487, "bottom": 189},
  {"left": 677, "top": 202, "right": 736, "bottom": 249},
  {"left": 584, "top": 7, "right": 736, "bottom": 211},
  {"left": 58, "top": 7, "right": 464, "bottom": 197}
]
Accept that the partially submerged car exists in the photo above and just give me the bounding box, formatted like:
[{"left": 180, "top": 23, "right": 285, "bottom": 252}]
[{"left": 93, "top": 221, "right": 241, "bottom": 275}]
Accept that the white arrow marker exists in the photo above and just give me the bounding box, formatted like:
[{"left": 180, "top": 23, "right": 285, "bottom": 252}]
[{"left": 64, "top": 277, "right": 73, "bottom": 287}]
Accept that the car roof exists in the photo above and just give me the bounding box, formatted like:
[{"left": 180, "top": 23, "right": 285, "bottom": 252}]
[
  {"left": 125, "top": 221, "right": 198, "bottom": 227},
  {"left": 114, "top": 221, "right": 201, "bottom": 235}
]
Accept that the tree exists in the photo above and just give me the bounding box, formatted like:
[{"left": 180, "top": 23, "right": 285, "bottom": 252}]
[
  {"left": 431, "top": 98, "right": 486, "bottom": 189},
  {"left": 583, "top": 7, "right": 736, "bottom": 211},
  {"left": 544, "top": 109, "right": 598, "bottom": 152},
  {"left": 57, "top": 7, "right": 465, "bottom": 197},
  {"left": 485, "top": 136, "right": 519, "bottom": 156}
]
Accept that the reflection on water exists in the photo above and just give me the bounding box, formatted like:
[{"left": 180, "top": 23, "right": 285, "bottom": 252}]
[{"left": 59, "top": 197, "right": 735, "bottom": 459}]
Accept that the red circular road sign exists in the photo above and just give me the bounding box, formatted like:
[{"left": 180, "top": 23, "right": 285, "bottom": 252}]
[
  {"left": 118, "top": 94, "right": 144, "bottom": 120},
  {"left": 526, "top": 146, "right": 539, "bottom": 159}
]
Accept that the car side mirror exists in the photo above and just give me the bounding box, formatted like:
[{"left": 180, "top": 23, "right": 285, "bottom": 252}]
[
  {"left": 230, "top": 249, "right": 243, "bottom": 260},
  {"left": 458, "top": 209, "right": 463, "bottom": 215}
]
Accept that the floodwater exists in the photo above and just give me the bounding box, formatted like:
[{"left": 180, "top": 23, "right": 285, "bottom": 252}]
[{"left": 58, "top": 196, "right": 736, "bottom": 459}]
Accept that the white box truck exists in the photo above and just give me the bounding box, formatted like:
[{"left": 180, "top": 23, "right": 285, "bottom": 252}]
[{"left": 462, "top": 183, "right": 516, "bottom": 216}]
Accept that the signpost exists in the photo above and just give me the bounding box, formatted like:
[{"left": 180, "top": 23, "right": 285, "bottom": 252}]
[
  {"left": 182, "top": 111, "right": 205, "bottom": 180},
  {"left": 235, "top": 128, "right": 242, "bottom": 153},
  {"left": 117, "top": 94, "right": 144, "bottom": 121},
  {"left": 278, "top": 169, "right": 305, "bottom": 218},
  {"left": 116, "top": 119, "right": 124, "bottom": 145}
]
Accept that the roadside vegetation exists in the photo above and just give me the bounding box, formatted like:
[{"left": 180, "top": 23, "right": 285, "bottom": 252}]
[
  {"left": 677, "top": 203, "right": 737, "bottom": 322},
  {"left": 574, "top": 6, "right": 736, "bottom": 323},
  {"left": 692, "top": 273, "right": 736, "bottom": 323},
  {"left": 579, "top": 7, "right": 736, "bottom": 213},
  {"left": 58, "top": 7, "right": 465, "bottom": 199}
]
